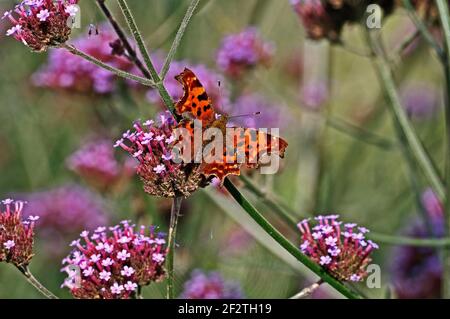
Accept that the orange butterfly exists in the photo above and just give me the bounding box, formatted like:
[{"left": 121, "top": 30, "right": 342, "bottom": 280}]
[{"left": 173, "top": 68, "right": 288, "bottom": 183}]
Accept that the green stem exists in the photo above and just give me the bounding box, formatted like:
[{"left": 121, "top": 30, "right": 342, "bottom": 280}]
[
  {"left": 16, "top": 266, "right": 58, "bottom": 299},
  {"left": 436, "top": 0, "right": 450, "bottom": 298},
  {"left": 366, "top": 32, "right": 445, "bottom": 201},
  {"left": 402, "top": 0, "right": 445, "bottom": 60},
  {"left": 61, "top": 44, "right": 156, "bottom": 87},
  {"left": 117, "top": 0, "right": 160, "bottom": 82},
  {"left": 95, "top": 0, "right": 152, "bottom": 79},
  {"left": 368, "top": 232, "right": 450, "bottom": 247},
  {"left": 166, "top": 196, "right": 183, "bottom": 299},
  {"left": 326, "top": 116, "right": 397, "bottom": 151},
  {"left": 239, "top": 174, "right": 298, "bottom": 227},
  {"left": 159, "top": 0, "right": 200, "bottom": 80},
  {"left": 223, "top": 178, "right": 362, "bottom": 299}
]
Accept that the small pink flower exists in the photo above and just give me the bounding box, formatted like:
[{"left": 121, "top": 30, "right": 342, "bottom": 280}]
[
  {"left": 124, "top": 281, "right": 138, "bottom": 291},
  {"left": 117, "top": 250, "right": 130, "bottom": 261},
  {"left": 110, "top": 283, "right": 124, "bottom": 295},
  {"left": 120, "top": 266, "right": 135, "bottom": 277},
  {"left": 36, "top": 9, "right": 50, "bottom": 21}
]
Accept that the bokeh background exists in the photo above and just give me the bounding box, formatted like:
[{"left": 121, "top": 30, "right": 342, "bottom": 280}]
[{"left": 0, "top": 0, "right": 445, "bottom": 298}]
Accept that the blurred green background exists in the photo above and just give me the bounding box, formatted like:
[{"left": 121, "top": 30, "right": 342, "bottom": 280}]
[{"left": 0, "top": 0, "right": 445, "bottom": 298}]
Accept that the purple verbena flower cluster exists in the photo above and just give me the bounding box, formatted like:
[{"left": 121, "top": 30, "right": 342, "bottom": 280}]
[
  {"left": 224, "top": 93, "right": 284, "bottom": 128},
  {"left": 115, "top": 111, "right": 205, "bottom": 198},
  {"left": 67, "top": 139, "right": 135, "bottom": 191},
  {"left": 180, "top": 270, "right": 244, "bottom": 299},
  {"left": 3, "top": 0, "right": 79, "bottom": 52},
  {"left": 0, "top": 199, "right": 38, "bottom": 268},
  {"left": 23, "top": 185, "right": 108, "bottom": 241},
  {"left": 62, "top": 221, "right": 167, "bottom": 299},
  {"left": 216, "top": 27, "right": 275, "bottom": 78},
  {"left": 298, "top": 215, "right": 378, "bottom": 282}
]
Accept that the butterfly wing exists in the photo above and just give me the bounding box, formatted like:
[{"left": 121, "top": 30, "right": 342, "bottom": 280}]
[
  {"left": 174, "top": 68, "right": 216, "bottom": 126},
  {"left": 200, "top": 127, "right": 288, "bottom": 183}
]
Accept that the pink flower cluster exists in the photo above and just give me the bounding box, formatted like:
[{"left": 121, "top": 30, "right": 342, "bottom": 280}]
[
  {"left": 116, "top": 111, "right": 205, "bottom": 198},
  {"left": 298, "top": 215, "right": 378, "bottom": 282},
  {"left": 62, "top": 221, "right": 167, "bottom": 299},
  {"left": 22, "top": 185, "right": 108, "bottom": 244},
  {"left": 67, "top": 139, "right": 135, "bottom": 191},
  {"left": 3, "top": 0, "right": 79, "bottom": 52},
  {"left": 0, "top": 199, "right": 38, "bottom": 268},
  {"left": 216, "top": 27, "right": 275, "bottom": 78},
  {"left": 115, "top": 111, "right": 176, "bottom": 179}
]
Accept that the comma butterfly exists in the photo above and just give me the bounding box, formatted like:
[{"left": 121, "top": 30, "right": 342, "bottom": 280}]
[{"left": 173, "top": 68, "right": 288, "bottom": 184}]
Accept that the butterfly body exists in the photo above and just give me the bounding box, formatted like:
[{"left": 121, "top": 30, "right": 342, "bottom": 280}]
[{"left": 174, "top": 68, "right": 288, "bottom": 183}]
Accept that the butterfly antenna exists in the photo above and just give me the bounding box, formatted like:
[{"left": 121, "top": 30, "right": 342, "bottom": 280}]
[{"left": 229, "top": 112, "right": 261, "bottom": 119}]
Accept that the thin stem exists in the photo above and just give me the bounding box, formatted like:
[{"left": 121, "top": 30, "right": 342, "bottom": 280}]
[
  {"left": 117, "top": 0, "right": 160, "bottom": 82},
  {"left": 289, "top": 279, "right": 323, "bottom": 299},
  {"left": 159, "top": 0, "right": 200, "bottom": 80},
  {"left": 402, "top": 0, "right": 445, "bottom": 60},
  {"left": 326, "top": 116, "right": 397, "bottom": 151},
  {"left": 61, "top": 44, "right": 156, "bottom": 87},
  {"left": 239, "top": 174, "right": 298, "bottom": 227},
  {"left": 166, "top": 196, "right": 183, "bottom": 299},
  {"left": 117, "top": 0, "right": 178, "bottom": 116},
  {"left": 366, "top": 31, "right": 445, "bottom": 201},
  {"left": 95, "top": 0, "right": 152, "bottom": 79},
  {"left": 223, "top": 178, "right": 362, "bottom": 299},
  {"left": 16, "top": 266, "right": 58, "bottom": 299},
  {"left": 368, "top": 232, "right": 450, "bottom": 247},
  {"left": 435, "top": 0, "right": 450, "bottom": 298}
]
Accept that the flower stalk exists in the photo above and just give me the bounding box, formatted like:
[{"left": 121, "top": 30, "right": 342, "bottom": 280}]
[
  {"left": 435, "top": 0, "right": 450, "bottom": 299},
  {"left": 166, "top": 196, "right": 183, "bottom": 299},
  {"left": 61, "top": 43, "right": 156, "bottom": 87},
  {"left": 16, "top": 266, "right": 58, "bottom": 299},
  {"left": 289, "top": 279, "right": 323, "bottom": 299}
]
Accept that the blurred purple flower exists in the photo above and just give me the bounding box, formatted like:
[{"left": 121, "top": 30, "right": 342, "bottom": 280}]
[
  {"left": 390, "top": 189, "right": 444, "bottom": 298},
  {"left": 223, "top": 93, "right": 285, "bottom": 128},
  {"left": 146, "top": 61, "right": 229, "bottom": 110},
  {"left": 301, "top": 80, "right": 328, "bottom": 110},
  {"left": 67, "top": 138, "right": 135, "bottom": 191},
  {"left": 400, "top": 82, "right": 440, "bottom": 120},
  {"left": 21, "top": 185, "right": 109, "bottom": 255},
  {"left": 216, "top": 27, "right": 275, "bottom": 78},
  {"left": 290, "top": 0, "right": 336, "bottom": 41},
  {"left": 180, "top": 270, "right": 244, "bottom": 299},
  {"left": 31, "top": 24, "right": 136, "bottom": 94}
]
